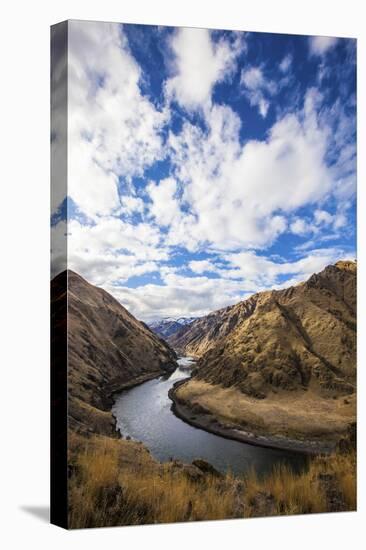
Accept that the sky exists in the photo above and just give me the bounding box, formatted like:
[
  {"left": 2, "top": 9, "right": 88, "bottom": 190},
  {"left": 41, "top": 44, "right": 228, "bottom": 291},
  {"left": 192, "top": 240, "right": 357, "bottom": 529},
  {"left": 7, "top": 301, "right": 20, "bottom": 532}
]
[{"left": 51, "top": 20, "right": 356, "bottom": 322}]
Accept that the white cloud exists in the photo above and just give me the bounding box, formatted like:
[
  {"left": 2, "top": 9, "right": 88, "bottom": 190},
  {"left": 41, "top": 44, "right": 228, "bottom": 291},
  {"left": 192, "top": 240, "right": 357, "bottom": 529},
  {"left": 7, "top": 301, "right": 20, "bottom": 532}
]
[
  {"left": 241, "top": 66, "right": 265, "bottom": 89},
  {"left": 312, "top": 208, "right": 350, "bottom": 236},
  {"left": 105, "top": 273, "right": 247, "bottom": 321},
  {"left": 165, "top": 27, "right": 244, "bottom": 110},
  {"left": 120, "top": 195, "right": 145, "bottom": 215},
  {"left": 222, "top": 248, "right": 350, "bottom": 288},
  {"left": 240, "top": 66, "right": 278, "bottom": 117},
  {"left": 290, "top": 218, "right": 314, "bottom": 236},
  {"left": 65, "top": 217, "right": 168, "bottom": 286},
  {"left": 96, "top": 246, "right": 353, "bottom": 321},
  {"left": 279, "top": 54, "right": 293, "bottom": 73},
  {"left": 167, "top": 89, "right": 333, "bottom": 252},
  {"left": 67, "top": 20, "right": 168, "bottom": 219},
  {"left": 189, "top": 259, "right": 218, "bottom": 274},
  {"left": 333, "top": 212, "right": 347, "bottom": 230},
  {"left": 309, "top": 36, "right": 338, "bottom": 56},
  {"left": 147, "top": 178, "right": 181, "bottom": 226},
  {"left": 314, "top": 209, "right": 333, "bottom": 226},
  {"left": 60, "top": 22, "right": 355, "bottom": 322},
  {"left": 324, "top": 102, "right": 356, "bottom": 205}
]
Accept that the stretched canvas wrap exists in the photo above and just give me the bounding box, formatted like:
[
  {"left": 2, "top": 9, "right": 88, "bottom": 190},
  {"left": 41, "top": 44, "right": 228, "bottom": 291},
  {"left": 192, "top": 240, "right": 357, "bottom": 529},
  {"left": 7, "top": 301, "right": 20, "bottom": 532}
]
[{"left": 51, "top": 20, "right": 357, "bottom": 529}]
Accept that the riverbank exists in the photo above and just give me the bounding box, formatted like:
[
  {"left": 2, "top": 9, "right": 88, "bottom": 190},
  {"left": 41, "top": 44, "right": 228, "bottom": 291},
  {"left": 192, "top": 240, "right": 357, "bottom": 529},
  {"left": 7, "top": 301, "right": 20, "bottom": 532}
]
[
  {"left": 68, "top": 364, "right": 356, "bottom": 527},
  {"left": 73, "top": 369, "right": 175, "bottom": 438},
  {"left": 169, "top": 379, "right": 354, "bottom": 455},
  {"left": 107, "top": 369, "right": 167, "bottom": 399}
]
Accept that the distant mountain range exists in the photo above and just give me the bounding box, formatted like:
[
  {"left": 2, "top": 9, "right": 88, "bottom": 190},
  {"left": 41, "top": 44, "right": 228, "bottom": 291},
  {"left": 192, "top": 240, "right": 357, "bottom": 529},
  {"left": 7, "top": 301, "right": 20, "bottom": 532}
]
[{"left": 149, "top": 316, "right": 197, "bottom": 339}]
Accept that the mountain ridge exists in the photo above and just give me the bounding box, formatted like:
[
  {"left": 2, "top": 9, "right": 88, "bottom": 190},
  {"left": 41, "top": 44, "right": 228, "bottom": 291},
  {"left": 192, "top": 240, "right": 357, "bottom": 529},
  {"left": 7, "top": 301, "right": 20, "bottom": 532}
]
[
  {"left": 169, "top": 260, "right": 356, "bottom": 448},
  {"left": 149, "top": 316, "right": 197, "bottom": 339},
  {"left": 169, "top": 260, "right": 356, "bottom": 396},
  {"left": 52, "top": 269, "right": 178, "bottom": 436}
]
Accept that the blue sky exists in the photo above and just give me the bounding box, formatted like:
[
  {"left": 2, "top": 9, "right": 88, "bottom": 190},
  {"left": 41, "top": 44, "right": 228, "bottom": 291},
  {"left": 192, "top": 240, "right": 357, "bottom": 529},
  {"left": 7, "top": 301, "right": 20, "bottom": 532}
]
[{"left": 51, "top": 21, "right": 356, "bottom": 321}]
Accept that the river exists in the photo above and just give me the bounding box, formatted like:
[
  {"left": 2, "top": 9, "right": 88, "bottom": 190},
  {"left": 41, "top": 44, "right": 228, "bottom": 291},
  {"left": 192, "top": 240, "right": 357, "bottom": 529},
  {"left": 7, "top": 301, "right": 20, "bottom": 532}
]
[{"left": 112, "top": 357, "right": 308, "bottom": 477}]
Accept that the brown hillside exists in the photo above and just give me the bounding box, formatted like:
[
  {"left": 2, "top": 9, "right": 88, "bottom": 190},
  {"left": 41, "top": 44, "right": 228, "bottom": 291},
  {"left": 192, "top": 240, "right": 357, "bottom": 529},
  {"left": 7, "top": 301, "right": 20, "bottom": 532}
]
[
  {"left": 51, "top": 270, "right": 177, "bottom": 436},
  {"left": 170, "top": 261, "right": 356, "bottom": 398},
  {"left": 171, "top": 261, "right": 356, "bottom": 446}
]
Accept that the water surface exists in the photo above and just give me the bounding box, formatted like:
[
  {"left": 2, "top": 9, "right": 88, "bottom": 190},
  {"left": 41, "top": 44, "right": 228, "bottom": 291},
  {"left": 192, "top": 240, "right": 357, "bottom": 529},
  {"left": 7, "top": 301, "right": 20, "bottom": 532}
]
[{"left": 112, "top": 358, "right": 308, "bottom": 477}]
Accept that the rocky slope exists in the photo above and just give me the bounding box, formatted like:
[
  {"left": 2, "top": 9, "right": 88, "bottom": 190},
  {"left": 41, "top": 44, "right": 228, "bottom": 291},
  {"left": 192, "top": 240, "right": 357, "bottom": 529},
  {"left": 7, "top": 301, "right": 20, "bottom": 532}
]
[
  {"left": 170, "top": 261, "right": 356, "bottom": 448},
  {"left": 52, "top": 270, "right": 178, "bottom": 436},
  {"left": 170, "top": 261, "right": 356, "bottom": 397}
]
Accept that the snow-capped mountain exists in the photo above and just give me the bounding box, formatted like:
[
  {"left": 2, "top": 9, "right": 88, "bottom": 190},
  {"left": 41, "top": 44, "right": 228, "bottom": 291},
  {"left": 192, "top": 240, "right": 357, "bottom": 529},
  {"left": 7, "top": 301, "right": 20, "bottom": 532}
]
[{"left": 149, "top": 317, "right": 197, "bottom": 339}]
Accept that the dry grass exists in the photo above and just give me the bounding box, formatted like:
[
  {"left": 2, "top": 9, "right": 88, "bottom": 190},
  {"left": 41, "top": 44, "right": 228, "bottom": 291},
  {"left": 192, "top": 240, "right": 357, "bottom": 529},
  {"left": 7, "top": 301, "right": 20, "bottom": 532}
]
[
  {"left": 117, "top": 470, "right": 237, "bottom": 524},
  {"left": 243, "top": 450, "right": 356, "bottom": 518},
  {"left": 243, "top": 463, "right": 327, "bottom": 517},
  {"left": 322, "top": 452, "right": 357, "bottom": 510},
  {"left": 176, "top": 379, "right": 356, "bottom": 440},
  {"left": 338, "top": 471, "right": 357, "bottom": 509},
  {"left": 68, "top": 434, "right": 356, "bottom": 529},
  {"left": 68, "top": 435, "right": 238, "bottom": 528}
]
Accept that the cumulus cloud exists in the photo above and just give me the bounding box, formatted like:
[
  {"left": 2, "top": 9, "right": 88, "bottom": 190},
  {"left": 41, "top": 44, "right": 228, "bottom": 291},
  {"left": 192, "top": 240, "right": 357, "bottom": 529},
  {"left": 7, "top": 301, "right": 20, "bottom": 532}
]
[
  {"left": 66, "top": 217, "right": 168, "bottom": 286},
  {"left": 165, "top": 27, "right": 244, "bottom": 109},
  {"left": 61, "top": 22, "right": 355, "bottom": 321},
  {"left": 120, "top": 195, "right": 145, "bottom": 216},
  {"left": 314, "top": 209, "right": 333, "bottom": 226},
  {"left": 221, "top": 248, "right": 351, "bottom": 288},
  {"left": 289, "top": 209, "right": 348, "bottom": 238},
  {"left": 96, "top": 246, "right": 353, "bottom": 321},
  {"left": 290, "top": 218, "right": 314, "bottom": 236},
  {"left": 167, "top": 89, "right": 333, "bottom": 251},
  {"left": 279, "top": 54, "right": 293, "bottom": 73},
  {"left": 67, "top": 20, "right": 168, "bottom": 219},
  {"left": 147, "top": 178, "right": 181, "bottom": 226},
  {"left": 104, "top": 273, "right": 247, "bottom": 321},
  {"left": 309, "top": 36, "right": 338, "bottom": 56},
  {"left": 189, "top": 259, "right": 218, "bottom": 274},
  {"left": 240, "top": 66, "right": 278, "bottom": 117}
]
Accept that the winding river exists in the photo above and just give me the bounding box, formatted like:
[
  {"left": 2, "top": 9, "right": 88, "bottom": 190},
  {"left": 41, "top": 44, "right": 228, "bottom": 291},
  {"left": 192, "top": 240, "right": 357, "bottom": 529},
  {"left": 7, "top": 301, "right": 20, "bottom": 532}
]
[{"left": 112, "top": 357, "right": 308, "bottom": 477}]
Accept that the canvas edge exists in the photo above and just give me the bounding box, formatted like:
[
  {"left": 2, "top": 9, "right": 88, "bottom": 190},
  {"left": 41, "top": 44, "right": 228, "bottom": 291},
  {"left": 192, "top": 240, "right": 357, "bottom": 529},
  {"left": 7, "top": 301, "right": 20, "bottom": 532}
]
[{"left": 50, "top": 19, "right": 69, "bottom": 530}]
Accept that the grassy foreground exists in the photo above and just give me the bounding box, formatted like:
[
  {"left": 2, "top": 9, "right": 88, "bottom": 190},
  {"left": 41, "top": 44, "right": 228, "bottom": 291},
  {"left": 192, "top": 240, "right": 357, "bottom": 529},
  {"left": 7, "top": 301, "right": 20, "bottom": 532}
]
[{"left": 68, "top": 432, "right": 356, "bottom": 529}]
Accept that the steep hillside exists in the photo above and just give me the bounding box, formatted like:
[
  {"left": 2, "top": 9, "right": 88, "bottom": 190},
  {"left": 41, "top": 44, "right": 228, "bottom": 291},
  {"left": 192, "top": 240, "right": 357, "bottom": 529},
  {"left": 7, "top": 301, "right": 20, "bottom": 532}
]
[
  {"left": 168, "top": 297, "right": 260, "bottom": 358},
  {"left": 171, "top": 261, "right": 356, "bottom": 449},
  {"left": 52, "top": 270, "right": 178, "bottom": 436}
]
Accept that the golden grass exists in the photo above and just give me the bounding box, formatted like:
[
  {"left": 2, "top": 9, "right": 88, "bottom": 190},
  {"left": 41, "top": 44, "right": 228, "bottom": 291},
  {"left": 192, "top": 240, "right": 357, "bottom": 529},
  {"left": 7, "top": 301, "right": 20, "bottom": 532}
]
[
  {"left": 68, "top": 434, "right": 356, "bottom": 528},
  {"left": 118, "top": 469, "right": 236, "bottom": 524},
  {"left": 176, "top": 379, "right": 356, "bottom": 439},
  {"left": 338, "top": 472, "right": 357, "bottom": 510},
  {"left": 324, "top": 452, "right": 357, "bottom": 510},
  {"left": 243, "top": 450, "right": 356, "bottom": 518},
  {"left": 68, "top": 435, "right": 238, "bottom": 528},
  {"left": 243, "top": 463, "right": 327, "bottom": 517}
]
